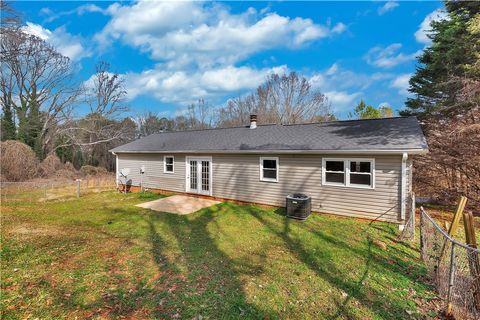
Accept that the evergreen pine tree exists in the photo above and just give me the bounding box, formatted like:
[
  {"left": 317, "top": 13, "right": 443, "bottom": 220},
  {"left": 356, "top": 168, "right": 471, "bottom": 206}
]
[
  {"left": 404, "top": 1, "right": 480, "bottom": 116},
  {"left": 1, "top": 102, "right": 16, "bottom": 141}
]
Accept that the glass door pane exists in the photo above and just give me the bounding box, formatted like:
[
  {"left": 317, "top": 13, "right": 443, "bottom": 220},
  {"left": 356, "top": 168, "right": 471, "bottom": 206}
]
[
  {"left": 190, "top": 160, "right": 197, "bottom": 191},
  {"left": 201, "top": 160, "right": 210, "bottom": 192}
]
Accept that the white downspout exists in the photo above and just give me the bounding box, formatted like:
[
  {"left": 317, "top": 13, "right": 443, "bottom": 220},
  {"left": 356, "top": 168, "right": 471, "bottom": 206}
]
[
  {"left": 399, "top": 152, "right": 408, "bottom": 230},
  {"left": 113, "top": 152, "right": 118, "bottom": 188}
]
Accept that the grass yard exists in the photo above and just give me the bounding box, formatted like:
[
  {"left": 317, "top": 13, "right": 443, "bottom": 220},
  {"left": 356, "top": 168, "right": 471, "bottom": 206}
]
[{"left": 1, "top": 191, "right": 437, "bottom": 319}]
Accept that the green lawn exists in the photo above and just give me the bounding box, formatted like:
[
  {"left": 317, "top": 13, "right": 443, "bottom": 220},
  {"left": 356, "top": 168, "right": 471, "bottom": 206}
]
[{"left": 1, "top": 191, "right": 436, "bottom": 319}]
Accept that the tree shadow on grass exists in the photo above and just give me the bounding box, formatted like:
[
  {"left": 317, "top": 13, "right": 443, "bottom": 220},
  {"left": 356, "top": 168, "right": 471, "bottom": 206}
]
[
  {"left": 144, "top": 204, "right": 269, "bottom": 319},
  {"left": 34, "top": 204, "right": 268, "bottom": 319},
  {"left": 248, "top": 207, "right": 427, "bottom": 319}
]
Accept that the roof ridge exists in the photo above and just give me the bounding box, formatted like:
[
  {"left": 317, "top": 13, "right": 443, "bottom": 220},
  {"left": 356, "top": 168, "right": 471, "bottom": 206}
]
[
  {"left": 153, "top": 116, "right": 414, "bottom": 135},
  {"left": 153, "top": 123, "right": 279, "bottom": 134},
  {"left": 281, "top": 116, "right": 413, "bottom": 127}
]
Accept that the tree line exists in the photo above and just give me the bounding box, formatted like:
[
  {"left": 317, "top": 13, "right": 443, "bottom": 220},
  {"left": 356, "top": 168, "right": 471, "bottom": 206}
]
[{"left": 401, "top": 1, "right": 480, "bottom": 209}]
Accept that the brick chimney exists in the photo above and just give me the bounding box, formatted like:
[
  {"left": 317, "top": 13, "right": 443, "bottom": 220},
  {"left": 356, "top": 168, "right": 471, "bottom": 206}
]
[{"left": 250, "top": 114, "right": 257, "bottom": 129}]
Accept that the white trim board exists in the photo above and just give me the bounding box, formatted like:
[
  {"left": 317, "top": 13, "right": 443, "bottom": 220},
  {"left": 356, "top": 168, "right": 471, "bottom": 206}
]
[
  {"left": 163, "top": 155, "right": 175, "bottom": 174},
  {"left": 185, "top": 156, "right": 213, "bottom": 196},
  {"left": 400, "top": 153, "right": 408, "bottom": 220},
  {"left": 321, "top": 157, "right": 375, "bottom": 190},
  {"left": 259, "top": 156, "right": 279, "bottom": 183},
  {"left": 111, "top": 149, "right": 428, "bottom": 155}
]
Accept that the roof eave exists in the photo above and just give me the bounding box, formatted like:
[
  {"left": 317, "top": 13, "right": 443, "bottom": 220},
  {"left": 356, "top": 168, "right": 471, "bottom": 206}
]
[{"left": 110, "top": 148, "right": 428, "bottom": 155}]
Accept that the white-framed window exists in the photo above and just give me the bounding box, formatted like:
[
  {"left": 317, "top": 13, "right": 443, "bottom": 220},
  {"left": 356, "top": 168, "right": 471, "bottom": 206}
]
[
  {"left": 322, "top": 158, "right": 375, "bottom": 189},
  {"left": 164, "top": 156, "right": 174, "bottom": 173},
  {"left": 260, "top": 157, "right": 279, "bottom": 182}
]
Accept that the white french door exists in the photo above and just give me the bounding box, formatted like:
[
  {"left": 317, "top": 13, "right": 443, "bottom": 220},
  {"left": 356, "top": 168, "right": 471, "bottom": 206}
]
[{"left": 186, "top": 157, "right": 212, "bottom": 196}]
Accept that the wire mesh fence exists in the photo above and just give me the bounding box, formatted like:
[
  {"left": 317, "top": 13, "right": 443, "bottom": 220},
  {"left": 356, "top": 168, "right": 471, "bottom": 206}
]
[
  {"left": 420, "top": 207, "right": 480, "bottom": 319},
  {"left": 399, "top": 193, "right": 416, "bottom": 241},
  {"left": 1, "top": 177, "right": 116, "bottom": 202}
]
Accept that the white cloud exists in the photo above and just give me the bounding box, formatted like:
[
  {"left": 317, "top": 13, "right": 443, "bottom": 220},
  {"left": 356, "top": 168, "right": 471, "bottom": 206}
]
[
  {"left": 307, "top": 63, "right": 411, "bottom": 112},
  {"left": 365, "top": 43, "right": 420, "bottom": 68},
  {"left": 325, "top": 91, "right": 362, "bottom": 112},
  {"left": 415, "top": 9, "right": 448, "bottom": 44},
  {"left": 95, "top": 0, "right": 345, "bottom": 67},
  {"left": 310, "top": 63, "right": 392, "bottom": 92},
  {"left": 390, "top": 73, "right": 411, "bottom": 95},
  {"left": 41, "top": 3, "right": 106, "bottom": 23},
  {"left": 325, "top": 63, "right": 339, "bottom": 76},
  {"left": 76, "top": 4, "right": 105, "bottom": 15},
  {"left": 331, "top": 22, "right": 347, "bottom": 34},
  {"left": 22, "top": 22, "right": 91, "bottom": 61},
  {"left": 308, "top": 63, "right": 392, "bottom": 112},
  {"left": 89, "top": 0, "right": 346, "bottom": 106},
  {"left": 23, "top": 22, "right": 51, "bottom": 40},
  {"left": 378, "top": 1, "right": 399, "bottom": 16},
  {"left": 123, "top": 65, "right": 288, "bottom": 105}
]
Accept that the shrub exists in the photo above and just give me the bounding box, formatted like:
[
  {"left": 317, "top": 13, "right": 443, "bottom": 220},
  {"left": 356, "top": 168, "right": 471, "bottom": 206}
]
[
  {"left": 64, "top": 161, "right": 75, "bottom": 171},
  {"left": 80, "top": 165, "right": 108, "bottom": 176},
  {"left": 54, "top": 169, "right": 77, "bottom": 180},
  {"left": 0, "top": 140, "right": 38, "bottom": 181},
  {"left": 95, "top": 167, "right": 108, "bottom": 175},
  {"left": 80, "top": 165, "right": 98, "bottom": 176},
  {"left": 38, "top": 153, "right": 63, "bottom": 178}
]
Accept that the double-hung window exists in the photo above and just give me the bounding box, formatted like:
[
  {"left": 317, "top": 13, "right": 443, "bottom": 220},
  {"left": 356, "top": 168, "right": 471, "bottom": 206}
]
[
  {"left": 322, "top": 158, "right": 374, "bottom": 189},
  {"left": 260, "top": 157, "right": 279, "bottom": 182},
  {"left": 324, "top": 160, "right": 345, "bottom": 185},
  {"left": 164, "top": 156, "right": 174, "bottom": 173}
]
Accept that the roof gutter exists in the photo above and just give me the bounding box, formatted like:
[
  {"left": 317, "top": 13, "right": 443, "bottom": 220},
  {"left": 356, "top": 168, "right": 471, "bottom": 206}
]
[{"left": 109, "top": 148, "right": 428, "bottom": 155}]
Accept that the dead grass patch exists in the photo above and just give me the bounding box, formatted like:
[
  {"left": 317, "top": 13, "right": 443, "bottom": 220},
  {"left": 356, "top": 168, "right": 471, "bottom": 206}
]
[{"left": 7, "top": 224, "right": 66, "bottom": 239}]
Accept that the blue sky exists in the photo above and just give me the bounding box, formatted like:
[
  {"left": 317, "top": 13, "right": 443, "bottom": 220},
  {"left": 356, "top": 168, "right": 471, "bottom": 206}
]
[{"left": 15, "top": 0, "right": 445, "bottom": 119}]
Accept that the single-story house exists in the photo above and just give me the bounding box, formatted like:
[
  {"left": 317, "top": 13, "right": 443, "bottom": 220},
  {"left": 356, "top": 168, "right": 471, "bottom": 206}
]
[{"left": 110, "top": 115, "right": 428, "bottom": 225}]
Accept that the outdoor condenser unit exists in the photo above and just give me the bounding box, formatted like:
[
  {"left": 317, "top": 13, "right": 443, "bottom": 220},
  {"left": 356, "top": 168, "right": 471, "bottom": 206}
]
[{"left": 286, "top": 193, "right": 311, "bottom": 220}]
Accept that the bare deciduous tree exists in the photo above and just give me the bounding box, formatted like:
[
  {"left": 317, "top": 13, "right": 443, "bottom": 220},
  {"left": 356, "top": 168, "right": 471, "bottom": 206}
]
[
  {"left": 217, "top": 72, "right": 332, "bottom": 127},
  {"left": 1, "top": 24, "right": 81, "bottom": 156},
  {"left": 88, "top": 61, "right": 128, "bottom": 117},
  {"left": 185, "top": 99, "right": 213, "bottom": 130},
  {"left": 135, "top": 112, "right": 174, "bottom": 137},
  {"left": 55, "top": 62, "right": 131, "bottom": 154},
  {"left": 0, "top": 0, "right": 21, "bottom": 31}
]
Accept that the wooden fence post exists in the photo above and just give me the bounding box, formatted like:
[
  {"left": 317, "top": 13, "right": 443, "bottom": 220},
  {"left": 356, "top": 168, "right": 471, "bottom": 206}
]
[
  {"left": 438, "top": 197, "right": 468, "bottom": 271},
  {"left": 76, "top": 179, "right": 81, "bottom": 198},
  {"left": 463, "top": 211, "right": 480, "bottom": 310},
  {"left": 448, "top": 196, "right": 468, "bottom": 236}
]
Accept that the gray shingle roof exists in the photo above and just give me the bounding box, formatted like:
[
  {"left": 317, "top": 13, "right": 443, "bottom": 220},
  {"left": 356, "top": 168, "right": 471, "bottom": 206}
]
[{"left": 110, "top": 116, "right": 428, "bottom": 153}]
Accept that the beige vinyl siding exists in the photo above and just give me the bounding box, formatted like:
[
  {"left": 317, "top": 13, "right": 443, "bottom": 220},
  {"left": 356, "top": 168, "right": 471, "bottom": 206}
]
[
  {"left": 211, "top": 154, "right": 402, "bottom": 223},
  {"left": 117, "top": 153, "right": 185, "bottom": 192},
  {"left": 116, "top": 152, "right": 404, "bottom": 223}
]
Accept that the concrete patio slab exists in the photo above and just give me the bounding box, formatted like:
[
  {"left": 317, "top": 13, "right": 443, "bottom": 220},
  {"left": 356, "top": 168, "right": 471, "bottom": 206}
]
[{"left": 136, "top": 195, "right": 221, "bottom": 215}]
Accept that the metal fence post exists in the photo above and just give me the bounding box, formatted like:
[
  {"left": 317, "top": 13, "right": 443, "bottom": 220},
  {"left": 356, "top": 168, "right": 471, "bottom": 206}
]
[
  {"left": 76, "top": 179, "right": 81, "bottom": 198},
  {"left": 447, "top": 242, "right": 456, "bottom": 316},
  {"left": 420, "top": 207, "right": 425, "bottom": 261},
  {"left": 410, "top": 193, "right": 415, "bottom": 241}
]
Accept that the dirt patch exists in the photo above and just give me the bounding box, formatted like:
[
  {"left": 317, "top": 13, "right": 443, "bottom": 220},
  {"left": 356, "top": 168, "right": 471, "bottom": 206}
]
[
  {"left": 422, "top": 207, "right": 480, "bottom": 229},
  {"left": 7, "top": 224, "right": 65, "bottom": 239},
  {"left": 1, "top": 206, "right": 14, "bottom": 213}
]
